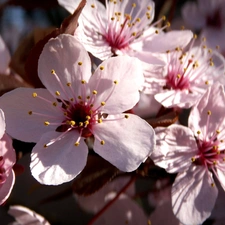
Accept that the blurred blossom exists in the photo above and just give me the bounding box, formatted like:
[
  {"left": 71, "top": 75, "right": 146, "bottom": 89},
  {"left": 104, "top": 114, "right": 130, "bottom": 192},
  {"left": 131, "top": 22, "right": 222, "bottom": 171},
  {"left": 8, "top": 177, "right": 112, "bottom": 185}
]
[
  {"left": 8, "top": 205, "right": 50, "bottom": 225},
  {"left": 0, "top": 34, "right": 10, "bottom": 75}
]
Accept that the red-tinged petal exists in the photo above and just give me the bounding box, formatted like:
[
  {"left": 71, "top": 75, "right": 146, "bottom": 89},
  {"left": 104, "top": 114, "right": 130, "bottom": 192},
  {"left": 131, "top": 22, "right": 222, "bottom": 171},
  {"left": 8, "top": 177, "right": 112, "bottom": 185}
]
[
  {"left": 92, "top": 114, "right": 155, "bottom": 172},
  {"left": 0, "top": 88, "right": 64, "bottom": 142},
  {"left": 172, "top": 166, "right": 218, "bottom": 225},
  {"left": 38, "top": 34, "right": 92, "bottom": 100},
  {"left": 30, "top": 131, "right": 88, "bottom": 185},
  {"left": 0, "top": 170, "right": 15, "bottom": 205}
]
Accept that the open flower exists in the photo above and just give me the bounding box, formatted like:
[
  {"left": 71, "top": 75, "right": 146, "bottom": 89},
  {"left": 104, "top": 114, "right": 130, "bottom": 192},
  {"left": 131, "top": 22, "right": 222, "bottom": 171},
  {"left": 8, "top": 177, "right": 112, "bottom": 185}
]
[
  {"left": 0, "top": 109, "right": 16, "bottom": 205},
  {"left": 0, "top": 34, "right": 155, "bottom": 185},
  {"left": 144, "top": 36, "right": 225, "bottom": 108},
  {"left": 58, "top": 0, "right": 193, "bottom": 61},
  {"left": 151, "top": 83, "right": 225, "bottom": 224}
]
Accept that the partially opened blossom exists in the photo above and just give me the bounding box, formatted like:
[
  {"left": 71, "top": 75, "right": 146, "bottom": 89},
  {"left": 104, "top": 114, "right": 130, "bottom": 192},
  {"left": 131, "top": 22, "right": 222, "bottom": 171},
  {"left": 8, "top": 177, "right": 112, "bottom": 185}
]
[
  {"left": 8, "top": 205, "right": 50, "bottom": 225},
  {"left": 0, "top": 109, "right": 16, "bottom": 205},
  {"left": 58, "top": 0, "right": 193, "bottom": 61},
  {"left": 0, "top": 34, "right": 155, "bottom": 185},
  {"left": 144, "top": 36, "right": 225, "bottom": 108},
  {"left": 151, "top": 83, "right": 225, "bottom": 224}
]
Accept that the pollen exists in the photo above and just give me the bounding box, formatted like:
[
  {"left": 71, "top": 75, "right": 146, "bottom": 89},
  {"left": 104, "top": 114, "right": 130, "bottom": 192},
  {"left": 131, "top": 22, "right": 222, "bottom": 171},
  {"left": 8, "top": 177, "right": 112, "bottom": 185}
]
[
  {"left": 216, "top": 130, "right": 220, "bottom": 134},
  {"left": 28, "top": 111, "right": 32, "bottom": 115},
  {"left": 155, "top": 30, "right": 159, "bottom": 34},
  {"left": 86, "top": 115, "right": 91, "bottom": 120},
  {"left": 207, "top": 110, "right": 212, "bottom": 115},
  {"left": 100, "top": 66, "right": 104, "bottom": 70},
  {"left": 101, "top": 101, "right": 106, "bottom": 106},
  {"left": 124, "top": 115, "right": 129, "bottom": 119},
  {"left": 197, "top": 130, "right": 201, "bottom": 135},
  {"left": 74, "top": 142, "right": 80, "bottom": 146},
  {"left": 32, "top": 92, "right": 37, "bottom": 98},
  {"left": 79, "top": 122, "right": 83, "bottom": 127},
  {"left": 205, "top": 80, "right": 209, "bottom": 85},
  {"left": 98, "top": 119, "right": 102, "bottom": 123},
  {"left": 114, "top": 80, "right": 118, "bottom": 84},
  {"left": 93, "top": 90, "right": 97, "bottom": 95},
  {"left": 69, "top": 120, "right": 76, "bottom": 126},
  {"left": 51, "top": 69, "right": 55, "bottom": 74},
  {"left": 132, "top": 32, "right": 136, "bottom": 36},
  {"left": 55, "top": 91, "right": 60, "bottom": 96},
  {"left": 136, "top": 18, "right": 141, "bottom": 22},
  {"left": 78, "top": 62, "right": 82, "bottom": 66},
  {"left": 44, "top": 121, "right": 50, "bottom": 126},
  {"left": 84, "top": 120, "right": 89, "bottom": 126},
  {"left": 91, "top": 4, "right": 95, "bottom": 8},
  {"left": 100, "top": 140, "right": 105, "bottom": 145},
  {"left": 191, "top": 157, "right": 195, "bottom": 162},
  {"left": 177, "top": 74, "right": 181, "bottom": 79},
  {"left": 81, "top": 80, "right": 86, "bottom": 84}
]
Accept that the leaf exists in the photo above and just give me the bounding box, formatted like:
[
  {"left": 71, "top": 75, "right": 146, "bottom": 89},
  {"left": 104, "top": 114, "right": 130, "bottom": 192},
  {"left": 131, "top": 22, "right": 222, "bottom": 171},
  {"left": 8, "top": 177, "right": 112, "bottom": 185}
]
[{"left": 72, "top": 154, "right": 119, "bottom": 196}]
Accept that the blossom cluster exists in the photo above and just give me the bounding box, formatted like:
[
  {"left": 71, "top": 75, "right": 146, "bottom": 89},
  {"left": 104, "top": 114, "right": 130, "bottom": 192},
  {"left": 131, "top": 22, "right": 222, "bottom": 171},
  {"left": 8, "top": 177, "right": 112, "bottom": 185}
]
[{"left": 0, "top": 0, "right": 225, "bottom": 224}]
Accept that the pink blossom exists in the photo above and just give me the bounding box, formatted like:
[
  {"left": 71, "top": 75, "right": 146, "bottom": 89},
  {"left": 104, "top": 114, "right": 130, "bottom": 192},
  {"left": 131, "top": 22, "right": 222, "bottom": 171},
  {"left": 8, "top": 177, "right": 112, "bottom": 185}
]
[
  {"left": 58, "top": 0, "right": 193, "bottom": 61},
  {"left": 151, "top": 83, "right": 225, "bottom": 224},
  {"left": 144, "top": 37, "right": 225, "bottom": 108},
  {"left": 0, "top": 34, "right": 155, "bottom": 185},
  {"left": 8, "top": 205, "right": 50, "bottom": 225},
  {"left": 0, "top": 109, "right": 16, "bottom": 205}
]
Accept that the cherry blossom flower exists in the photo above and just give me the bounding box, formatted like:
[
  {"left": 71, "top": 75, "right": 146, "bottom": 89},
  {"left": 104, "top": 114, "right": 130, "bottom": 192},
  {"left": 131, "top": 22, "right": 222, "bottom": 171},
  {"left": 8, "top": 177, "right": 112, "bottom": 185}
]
[
  {"left": 0, "top": 34, "right": 155, "bottom": 185},
  {"left": 58, "top": 0, "right": 193, "bottom": 61},
  {"left": 8, "top": 205, "right": 50, "bottom": 225},
  {"left": 143, "top": 36, "right": 225, "bottom": 108},
  {"left": 151, "top": 83, "right": 225, "bottom": 224},
  {"left": 0, "top": 109, "right": 16, "bottom": 205}
]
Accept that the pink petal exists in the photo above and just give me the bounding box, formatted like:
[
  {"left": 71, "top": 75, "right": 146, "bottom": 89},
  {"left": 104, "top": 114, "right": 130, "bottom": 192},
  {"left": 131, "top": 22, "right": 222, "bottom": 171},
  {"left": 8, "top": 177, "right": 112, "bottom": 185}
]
[
  {"left": 172, "top": 166, "right": 218, "bottom": 225},
  {"left": 38, "top": 34, "right": 92, "bottom": 100},
  {"left": 0, "top": 35, "right": 10, "bottom": 75},
  {"left": 89, "top": 56, "right": 144, "bottom": 114},
  {"left": 0, "top": 109, "right": 5, "bottom": 139},
  {"left": 0, "top": 88, "right": 64, "bottom": 142},
  {"left": 92, "top": 114, "right": 155, "bottom": 172},
  {"left": 152, "top": 124, "right": 198, "bottom": 173},
  {"left": 8, "top": 205, "right": 50, "bottom": 225},
  {"left": 30, "top": 131, "right": 88, "bottom": 185},
  {"left": 0, "top": 170, "right": 15, "bottom": 205}
]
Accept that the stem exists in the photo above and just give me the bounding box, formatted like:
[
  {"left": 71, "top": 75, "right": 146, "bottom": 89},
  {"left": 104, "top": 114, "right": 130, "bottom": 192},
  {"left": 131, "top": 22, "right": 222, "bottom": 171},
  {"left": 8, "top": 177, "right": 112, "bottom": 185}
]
[{"left": 87, "top": 175, "right": 137, "bottom": 225}]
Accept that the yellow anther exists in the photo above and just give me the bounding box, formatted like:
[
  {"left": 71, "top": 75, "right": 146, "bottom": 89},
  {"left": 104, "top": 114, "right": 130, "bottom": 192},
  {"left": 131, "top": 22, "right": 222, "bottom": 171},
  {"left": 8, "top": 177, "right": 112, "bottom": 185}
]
[
  {"left": 51, "top": 69, "right": 55, "bottom": 74},
  {"left": 147, "top": 6, "right": 151, "bottom": 10},
  {"left": 70, "top": 98, "right": 74, "bottom": 102},
  {"left": 91, "top": 4, "right": 95, "bottom": 8},
  {"left": 69, "top": 120, "right": 76, "bottom": 126},
  {"left": 223, "top": 157, "right": 225, "bottom": 161},
  {"left": 101, "top": 101, "right": 106, "bottom": 106},
  {"left": 175, "top": 47, "right": 180, "bottom": 51},
  {"left": 114, "top": 80, "right": 118, "bottom": 84},
  {"left": 216, "top": 130, "right": 220, "bottom": 134},
  {"left": 79, "top": 122, "right": 83, "bottom": 127},
  {"left": 75, "top": 142, "right": 79, "bottom": 146},
  {"left": 52, "top": 102, "right": 57, "bottom": 106},
  {"left": 90, "top": 104, "right": 94, "bottom": 108},
  {"left": 113, "top": 0, "right": 116, "bottom": 4},
  {"left": 180, "top": 25, "right": 185, "bottom": 30},
  {"left": 136, "top": 18, "right": 141, "bottom": 22},
  {"left": 213, "top": 161, "right": 217, "bottom": 165},
  {"left": 211, "top": 183, "right": 215, "bottom": 187},
  {"left": 166, "top": 50, "right": 170, "bottom": 54},
  {"left": 148, "top": 220, "right": 151, "bottom": 225},
  {"left": 221, "top": 140, "right": 224, "bottom": 143},
  {"left": 207, "top": 110, "right": 212, "bottom": 115},
  {"left": 32, "top": 92, "right": 37, "bottom": 98},
  {"left": 98, "top": 119, "right": 102, "bottom": 123},
  {"left": 208, "top": 49, "right": 212, "bottom": 54},
  {"left": 93, "top": 90, "right": 97, "bottom": 95},
  {"left": 166, "top": 22, "right": 171, "bottom": 27},
  {"left": 44, "top": 144, "right": 48, "bottom": 148},
  {"left": 44, "top": 121, "right": 50, "bottom": 126},
  {"left": 191, "top": 157, "right": 195, "bottom": 162},
  {"left": 124, "top": 115, "right": 129, "bottom": 119},
  {"left": 216, "top": 45, "right": 220, "bottom": 50},
  {"left": 213, "top": 145, "right": 218, "bottom": 150},
  {"left": 132, "top": 3, "right": 136, "bottom": 7},
  {"left": 67, "top": 83, "right": 71, "bottom": 87},
  {"left": 100, "top": 140, "right": 105, "bottom": 145},
  {"left": 177, "top": 74, "right": 181, "bottom": 79},
  {"left": 132, "top": 32, "right": 136, "bottom": 36},
  {"left": 202, "top": 37, "right": 206, "bottom": 42},
  {"left": 205, "top": 81, "right": 209, "bottom": 85},
  {"left": 111, "top": 17, "right": 115, "bottom": 21},
  {"left": 86, "top": 96, "right": 90, "bottom": 100},
  {"left": 55, "top": 91, "right": 60, "bottom": 96},
  {"left": 155, "top": 30, "right": 159, "bottom": 34},
  {"left": 217, "top": 151, "right": 220, "bottom": 155},
  {"left": 28, "top": 111, "right": 32, "bottom": 115},
  {"left": 100, "top": 66, "right": 104, "bottom": 70},
  {"left": 86, "top": 116, "right": 91, "bottom": 120},
  {"left": 64, "top": 112, "right": 67, "bottom": 116},
  {"left": 78, "top": 62, "right": 82, "bottom": 66},
  {"left": 194, "top": 34, "right": 198, "bottom": 39},
  {"left": 210, "top": 62, "right": 214, "bottom": 66},
  {"left": 197, "top": 130, "right": 201, "bottom": 135},
  {"left": 202, "top": 45, "right": 207, "bottom": 49},
  {"left": 81, "top": 80, "right": 86, "bottom": 84}
]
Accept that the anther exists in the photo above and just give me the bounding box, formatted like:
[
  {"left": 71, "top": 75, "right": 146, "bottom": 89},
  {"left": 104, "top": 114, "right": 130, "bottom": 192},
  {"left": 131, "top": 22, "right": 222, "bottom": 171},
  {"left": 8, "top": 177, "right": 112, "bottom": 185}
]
[
  {"left": 155, "top": 30, "right": 159, "bottom": 34},
  {"left": 101, "top": 102, "right": 106, "bottom": 106},
  {"left": 28, "top": 111, "right": 32, "bottom": 115},
  {"left": 177, "top": 74, "right": 181, "bottom": 79},
  {"left": 91, "top": 4, "right": 95, "bottom": 8},
  {"left": 100, "top": 140, "right": 105, "bottom": 145},
  {"left": 69, "top": 121, "right": 76, "bottom": 126},
  {"left": 51, "top": 69, "right": 55, "bottom": 74},
  {"left": 132, "top": 3, "right": 136, "bottom": 7},
  {"left": 79, "top": 122, "right": 83, "bottom": 127},
  {"left": 44, "top": 144, "right": 48, "bottom": 148},
  {"left": 191, "top": 157, "right": 195, "bottom": 162},
  {"left": 211, "top": 183, "right": 215, "bottom": 187},
  {"left": 67, "top": 83, "right": 71, "bottom": 87},
  {"left": 114, "top": 80, "right": 118, "bottom": 84},
  {"left": 78, "top": 62, "right": 82, "bottom": 66},
  {"left": 205, "top": 81, "right": 209, "bottom": 85},
  {"left": 81, "top": 80, "right": 86, "bottom": 84},
  {"left": 55, "top": 91, "right": 60, "bottom": 96},
  {"left": 197, "top": 131, "right": 201, "bottom": 135},
  {"left": 124, "top": 115, "right": 129, "bottom": 119},
  {"left": 44, "top": 121, "right": 50, "bottom": 126},
  {"left": 147, "top": 6, "right": 151, "bottom": 10},
  {"left": 100, "top": 66, "right": 104, "bottom": 70},
  {"left": 93, "top": 90, "right": 97, "bottom": 95},
  {"left": 98, "top": 119, "right": 102, "bottom": 123},
  {"left": 32, "top": 93, "right": 37, "bottom": 98},
  {"left": 207, "top": 110, "right": 212, "bottom": 115},
  {"left": 75, "top": 142, "right": 80, "bottom": 146}
]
